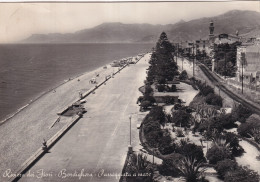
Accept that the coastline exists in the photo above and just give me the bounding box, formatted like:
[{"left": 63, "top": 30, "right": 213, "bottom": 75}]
[
  {"left": 0, "top": 53, "right": 146, "bottom": 181},
  {"left": 1, "top": 58, "right": 125, "bottom": 125}
]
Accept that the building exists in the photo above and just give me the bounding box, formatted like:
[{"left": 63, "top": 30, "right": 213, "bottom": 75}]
[
  {"left": 236, "top": 44, "right": 260, "bottom": 85},
  {"left": 208, "top": 21, "right": 241, "bottom": 71},
  {"left": 195, "top": 39, "right": 210, "bottom": 55}
]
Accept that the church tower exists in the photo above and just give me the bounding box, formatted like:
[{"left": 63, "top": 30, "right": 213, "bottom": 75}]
[{"left": 209, "top": 20, "right": 215, "bottom": 42}]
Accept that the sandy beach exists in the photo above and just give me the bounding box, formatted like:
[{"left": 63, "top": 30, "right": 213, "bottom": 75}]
[{"left": 0, "top": 54, "right": 148, "bottom": 181}]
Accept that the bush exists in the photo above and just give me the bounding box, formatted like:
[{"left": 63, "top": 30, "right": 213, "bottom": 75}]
[
  {"left": 206, "top": 145, "right": 232, "bottom": 164},
  {"left": 140, "top": 100, "right": 152, "bottom": 110},
  {"left": 198, "top": 84, "right": 214, "bottom": 96},
  {"left": 232, "top": 104, "right": 252, "bottom": 123},
  {"left": 144, "top": 84, "right": 153, "bottom": 95},
  {"left": 176, "top": 143, "right": 205, "bottom": 162},
  {"left": 179, "top": 70, "right": 188, "bottom": 80},
  {"left": 168, "top": 84, "right": 177, "bottom": 92},
  {"left": 237, "top": 117, "right": 260, "bottom": 137},
  {"left": 165, "top": 96, "right": 176, "bottom": 104},
  {"left": 171, "top": 110, "right": 191, "bottom": 127},
  {"left": 158, "top": 153, "right": 184, "bottom": 177},
  {"left": 205, "top": 93, "right": 223, "bottom": 107},
  {"left": 215, "top": 159, "right": 238, "bottom": 179},
  {"left": 158, "top": 130, "right": 176, "bottom": 155},
  {"left": 174, "top": 103, "right": 182, "bottom": 110},
  {"left": 176, "top": 128, "right": 184, "bottom": 137},
  {"left": 224, "top": 166, "right": 260, "bottom": 182},
  {"left": 157, "top": 84, "right": 165, "bottom": 92},
  {"left": 143, "top": 95, "right": 156, "bottom": 104},
  {"left": 217, "top": 114, "right": 237, "bottom": 129},
  {"left": 224, "top": 132, "right": 244, "bottom": 157},
  {"left": 198, "top": 118, "right": 224, "bottom": 135}
]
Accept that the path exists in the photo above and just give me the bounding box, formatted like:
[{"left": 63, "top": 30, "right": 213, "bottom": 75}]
[{"left": 18, "top": 54, "right": 151, "bottom": 182}]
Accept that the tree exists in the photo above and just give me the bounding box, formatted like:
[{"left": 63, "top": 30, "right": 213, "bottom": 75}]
[
  {"left": 126, "top": 153, "right": 154, "bottom": 182},
  {"left": 179, "top": 70, "right": 188, "bottom": 80},
  {"left": 177, "top": 157, "right": 206, "bottom": 182}
]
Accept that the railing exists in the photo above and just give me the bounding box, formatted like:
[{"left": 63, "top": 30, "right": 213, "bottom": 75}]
[{"left": 9, "top": 115, "right": 81, "bottom": 182}]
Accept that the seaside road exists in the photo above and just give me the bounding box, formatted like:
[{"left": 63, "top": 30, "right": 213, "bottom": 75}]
[{"left": 19, "top": 54, "right": 151, "bottom": 182}]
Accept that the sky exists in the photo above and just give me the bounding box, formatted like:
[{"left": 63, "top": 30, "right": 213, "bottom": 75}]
[{"left": 0, "top": 1, "right": 259, "bottom": 43}]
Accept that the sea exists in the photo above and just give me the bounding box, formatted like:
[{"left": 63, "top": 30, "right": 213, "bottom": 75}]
[{"left": 0, "top": 43, "right": 153, "bottom": 122}]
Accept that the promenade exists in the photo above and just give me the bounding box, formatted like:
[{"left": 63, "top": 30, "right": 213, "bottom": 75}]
[{"left": 17, "top": 54, "right": 150, "bottom": 182}]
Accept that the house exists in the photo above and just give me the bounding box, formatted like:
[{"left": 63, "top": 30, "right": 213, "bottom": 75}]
[{"left": 236, "top": 44, "right": 260, "bottom": 85}]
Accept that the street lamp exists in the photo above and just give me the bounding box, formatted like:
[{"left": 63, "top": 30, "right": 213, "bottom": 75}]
[{"left": 128, "top": 115, "right": 133, "bottom": 153}]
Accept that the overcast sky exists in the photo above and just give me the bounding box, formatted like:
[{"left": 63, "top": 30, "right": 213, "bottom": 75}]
[{"left": 0, "top": 1, "right": 259, "bottom": 43}]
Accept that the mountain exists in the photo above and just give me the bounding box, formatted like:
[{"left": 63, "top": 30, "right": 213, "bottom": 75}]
[
  {"left": 22, "top": 10, "right": 260, "bottom": 43},
  {"left": 166, "top": 10, "right": 260, "bottom": 41}
]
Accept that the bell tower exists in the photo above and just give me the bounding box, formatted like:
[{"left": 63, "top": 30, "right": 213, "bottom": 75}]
[{"left": 209, "top": 20, "right": 214, "bottom": 40}]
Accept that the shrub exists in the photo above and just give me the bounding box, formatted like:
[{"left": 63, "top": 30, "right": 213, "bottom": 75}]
[
  {"left": 177, "top": 157, "right": 207, "bottom": 182},
  {"left": 217, "top": 114, "right": 237, "bottom": 129},
  {"left": 215, "top": 159, "right": 238, "bottom": 179},
  {"left": 232, "top": 104, "right": 252, "bottom": 123},
  {"left": 126, "top": 153, "right": 153, "bottom": 182},
  {"left": 144, "top": 84, "right": 153, "bottom": 95},
  {"left": 165, "top": 84, "right": 177, "bottom": 92},
  {"left": 224, "top": 166, "right": 260, "bottom": 182},
  {"left": 206, "top": 145, "right": 232, "bottom": 164},
  {"left": 199, "top": 84, "right": 214, "bottom": 96},
  {"left": 198, "top": 118, "right": 224, "bottom": 135},
  {"left": 158, "top": 153, "right": 183, "bottom": 177},
  {"left": 176, "top": 143, "right": 205, "bottom": 162},
  {"left": 165, "top": 96, "right": 175, "bottom": 104},
  {"left": 176, "top": 128, "right": 184, "bottom": 137},
  {"left": 224, "top": 132, "right": 244, "bottom": 157},
  {"left": 158, "top": 130, "right": 176, "bottom": 155},
  {"left": 171, "top": 110, "right": 191, "bottom": 127},
  {"left": 174, "top": 103, "right": 182, "bottom": 110},
  {"left": 143, "top": 95, "right": 156, "bottom": 104},
  {"left": 179, "top": 70, "right": 188, "bottom": 80},
  {"left": 140, "top": 100, "right": 152, "bottom": 110},
  {"left": 157, "top": 84, "right": 165, "bottom": 92},
  {"left": 205, "top": 93, "right": 223, "bottom": 107},
  {"left": 237, "top": 117, "right": 260, "bottom": 137}
]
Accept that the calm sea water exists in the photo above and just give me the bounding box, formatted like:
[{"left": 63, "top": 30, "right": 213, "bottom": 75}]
[{"left": 0, "top": 43, "right": 153, "bottom": 121}]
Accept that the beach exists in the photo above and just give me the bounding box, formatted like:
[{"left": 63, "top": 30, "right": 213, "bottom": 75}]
[{"left": 0, "top": 53, "right": 149, "bottom": 182}]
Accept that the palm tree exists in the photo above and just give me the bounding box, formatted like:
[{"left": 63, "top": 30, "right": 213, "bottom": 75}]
[
  {"left": 126, "top": 153, "right": 154, "bottom": 182},
  {"left": 177, "top": 157, "right": 206, "bottom": 182}
]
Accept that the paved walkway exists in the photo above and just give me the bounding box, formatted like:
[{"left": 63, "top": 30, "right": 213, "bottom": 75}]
[{"left": 19, "top": 54, "right": 150, "bottom": 182}]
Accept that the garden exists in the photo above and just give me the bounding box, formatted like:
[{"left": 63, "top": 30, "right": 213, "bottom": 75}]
[{"left": 123, "top": 32, "right": 260, "bottom": 182}]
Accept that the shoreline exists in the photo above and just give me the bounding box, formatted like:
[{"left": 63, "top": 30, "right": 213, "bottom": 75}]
[
  {"left": 0, "top": 52, "right": 147, "bottom": 181},
  {"left": 0, "top": 55, "right": 140, "bottom": 126}
]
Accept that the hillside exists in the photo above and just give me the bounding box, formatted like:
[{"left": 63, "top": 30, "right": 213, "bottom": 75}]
[{"left": 22, "top": 10, "right": 260, "bottom": 43}]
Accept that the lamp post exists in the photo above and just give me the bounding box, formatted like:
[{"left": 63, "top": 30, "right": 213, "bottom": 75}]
[
  {"left": 129, "top": 115, "right": 132, "bottom": 146},
  {"left": 128, "top": 115, "right": 133, "bottom": 153}
]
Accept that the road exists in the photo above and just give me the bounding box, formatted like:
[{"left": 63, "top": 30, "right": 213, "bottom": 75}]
[
  {"left": 18, "top": 54, "right": 150, "bottom": 182},
  {"left": 198, "top": 63, "right": 260, "bottom": 115}
]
